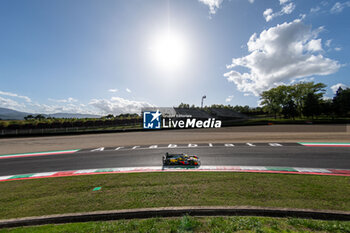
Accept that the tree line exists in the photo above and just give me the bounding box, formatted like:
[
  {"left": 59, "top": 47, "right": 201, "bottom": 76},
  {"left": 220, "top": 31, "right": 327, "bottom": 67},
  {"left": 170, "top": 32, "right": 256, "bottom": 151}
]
[
  {"left": 178, "top": 82, "right": 349, "bottom": 119},
  {"left": 177, "top": 103, "right": 264, "bottom": 116},
  {"left": 0, "top": 114, "right": 141, "bottom": 130},
  {"left": 260, "top": 82, "right": 350, "bottom": 119}
]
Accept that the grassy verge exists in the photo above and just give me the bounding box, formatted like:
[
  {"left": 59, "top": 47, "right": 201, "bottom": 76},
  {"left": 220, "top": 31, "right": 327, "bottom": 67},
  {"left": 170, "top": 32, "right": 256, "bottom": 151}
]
[
  {"left": 0, "top": 172, "right": 349, "bottom": 220},
  {"left": 2, "top": 216, "right": 350, "bottom": 233}
]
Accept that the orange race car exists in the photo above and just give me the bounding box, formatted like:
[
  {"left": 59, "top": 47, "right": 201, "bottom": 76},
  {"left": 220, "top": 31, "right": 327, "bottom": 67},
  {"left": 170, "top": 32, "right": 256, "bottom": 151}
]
[{"left": 162, "top": 153, "right": 200, "bottom": 166}]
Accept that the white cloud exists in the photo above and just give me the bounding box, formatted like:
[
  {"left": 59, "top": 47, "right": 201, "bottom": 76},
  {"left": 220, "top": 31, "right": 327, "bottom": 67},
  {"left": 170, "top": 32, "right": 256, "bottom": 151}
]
[
  {"left": 310, "top": 6, "right": 320, "bottom": 13},
  {"left": 225, "top": 95, "right": 234, "bottom": 102},
  {"left": 0, "top": 91, "right": 31, "bottom": 102},
  {"left": 27, "top": 101, "right": 98, "bottom": 115},
  {"left": 306, "top": 39, "right": 323, "bottom": 52},
  {"left": 263, "top": 9, "right": 274, "bottom": 22},
  {"left": 330, "top": 1, "right": 350, "bottom": 13},
  {"left": 89, "top": 97, "right": 155, "bottom": 115},
  {"left": 290, "top": 77, "right": 315, "bottom": 84},
  {"left": 126, "top": 88, "right": 132, "bottom": 93},
  {"left": 198, "top": 0, "right": 223, "bottom": 14},
  {"left": 108, "top": 89, "right": 118, "bottom": 93},
  {"left": 299, "top": 13, "right": 306, "bottom": 20},
  {"left": 224, "top": 19, "right": 340, "bottom": 96},
  {"left": 323, "top": 39, "right": 342, "bottom": 52},
  {"left": 0, "top": 89, "right": 154, "bottom": 116},
  {"left": 199, "top": 0, "right": 253, "bottom": 15},
  {"left": 280, "top": 0, "right": 289, "bottom": 4},
  {"left": 331, "top": 83, "right": 348, "bottom": 94},
  {"left": 0, "top": 96, "right": 25, "bottom": 110},
  {"left": 48, "top": 97, "right": 77, "bottom": 103},
  {"left": 325, "top": 39, "right": 342, "bottom": 51},
  {"left": 281, "top": 2, "right": 295, "bottom": 14},
  {"left": 263, "top": 2, "right": 295, "bottom": 22},
  {"left": 0, "top": 92, "right": 91, "bottom": 114},
  {"left": 325, "top": 39, "right": 332, "bottom": 47}
]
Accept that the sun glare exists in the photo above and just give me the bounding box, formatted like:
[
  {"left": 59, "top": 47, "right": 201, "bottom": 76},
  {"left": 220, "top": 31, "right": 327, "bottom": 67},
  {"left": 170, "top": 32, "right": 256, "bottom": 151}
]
[{"left": 151, "top": 31, "right": 187, "bottom": 71}]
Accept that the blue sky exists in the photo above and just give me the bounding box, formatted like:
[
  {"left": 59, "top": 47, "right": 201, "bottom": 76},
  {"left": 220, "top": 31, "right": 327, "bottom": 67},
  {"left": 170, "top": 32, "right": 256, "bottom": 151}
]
[{"left": 0, "top": 0, "right": 349, "bottom": 115}]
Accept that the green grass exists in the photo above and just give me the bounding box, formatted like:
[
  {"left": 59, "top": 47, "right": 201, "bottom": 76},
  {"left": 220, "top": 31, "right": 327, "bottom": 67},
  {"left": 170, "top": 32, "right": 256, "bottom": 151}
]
[
  {"left": 2, "top": 216, "right": 350, "bottom": 233},
  {"left": 0, "top": 172, "right": 349, "bottom": 220}
]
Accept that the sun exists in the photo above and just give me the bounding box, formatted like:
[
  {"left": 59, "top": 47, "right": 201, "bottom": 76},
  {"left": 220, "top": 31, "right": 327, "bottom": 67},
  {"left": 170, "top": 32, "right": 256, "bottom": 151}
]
[{"left": 150, "top": 31, "right": 187, "bottom": 71}]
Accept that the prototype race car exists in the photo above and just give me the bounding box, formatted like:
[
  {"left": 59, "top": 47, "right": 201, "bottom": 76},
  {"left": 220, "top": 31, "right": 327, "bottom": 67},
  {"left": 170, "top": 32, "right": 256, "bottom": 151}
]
[{"left": 162, "top": 153, "right": 200, "bottom": 166}]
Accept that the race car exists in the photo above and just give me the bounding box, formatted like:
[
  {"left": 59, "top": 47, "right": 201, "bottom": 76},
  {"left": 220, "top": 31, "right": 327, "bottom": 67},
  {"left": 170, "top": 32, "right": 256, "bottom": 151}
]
[{"left": 162, "top": 153, "right": 200, "bottom": 166}]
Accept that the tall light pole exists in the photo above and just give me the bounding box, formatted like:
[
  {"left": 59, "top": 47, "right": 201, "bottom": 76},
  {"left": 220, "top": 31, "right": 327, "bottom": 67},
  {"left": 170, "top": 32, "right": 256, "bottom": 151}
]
[{"left": 201, "top": 95, "right": 206, "bottom": 108}]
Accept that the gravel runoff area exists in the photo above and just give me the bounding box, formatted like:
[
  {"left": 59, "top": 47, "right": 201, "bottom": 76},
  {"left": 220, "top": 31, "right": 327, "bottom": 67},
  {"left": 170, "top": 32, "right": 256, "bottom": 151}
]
[{"left": 0, "top": 124, "right": 349, "bottom": 154}]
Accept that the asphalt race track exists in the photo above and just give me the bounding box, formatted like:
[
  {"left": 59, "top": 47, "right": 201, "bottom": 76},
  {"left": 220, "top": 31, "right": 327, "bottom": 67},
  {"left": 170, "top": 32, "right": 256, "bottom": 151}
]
[{"left": 0, "top": 143, "right": 349, "bottom": 176}]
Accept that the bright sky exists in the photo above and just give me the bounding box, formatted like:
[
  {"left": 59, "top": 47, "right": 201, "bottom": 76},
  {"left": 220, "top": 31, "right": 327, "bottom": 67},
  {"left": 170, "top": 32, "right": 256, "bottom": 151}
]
[{"left": 0, "top": 0, "right": 349, "bottom": 115}]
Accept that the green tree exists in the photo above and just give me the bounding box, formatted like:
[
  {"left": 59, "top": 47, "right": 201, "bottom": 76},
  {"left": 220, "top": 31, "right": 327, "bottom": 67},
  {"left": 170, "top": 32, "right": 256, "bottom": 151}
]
[
  {"left": 260, "top": 82, "right": 326, "bottom": 118},
  {"left": 333, "top": 87, "right": 350, "bottom": 116},
  {"left": 290, "top": 82, "right": 326, "bottom": 116},
  {"left": 320, "top": 99, "right": 334, "bottom": 118},
  {"left": 260, "top": 88, "right": 282, "bottom": 119},
  {"left": 178, "top": 103, "right": 190, "bottom": 108},
  {"left": 210, "top": 104, "right": 226, "bottom": 109},
  {"left": 303, "top": 93, "right": 321, "bottom": 119},
  {"left": 24, "top": 115, "right": 34, "bottom": 120},
  {"left": 275, "top": 85, "right": 293, "bottom": 107},
  {"left": 282, "top": 100, "right": 297, "bottom": 119},
  {"left": 105, "top": 114, "right": 114, "bottom": 119},
  {"left": 34, "top": 114, "right": 46, "bottom": 120}
]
